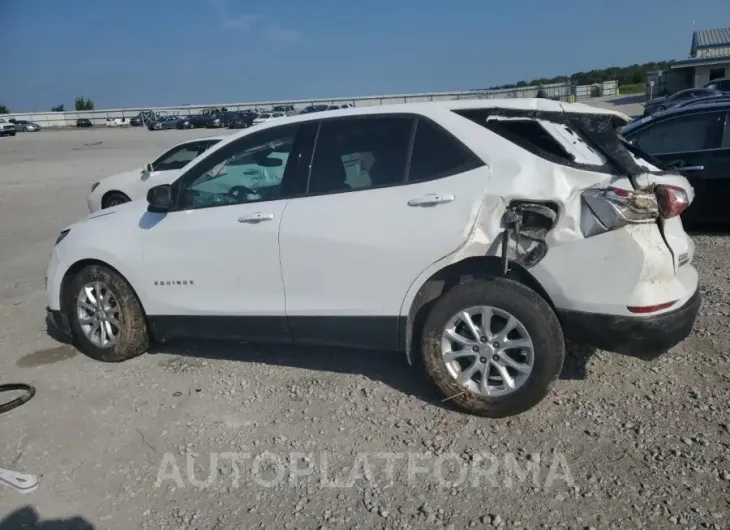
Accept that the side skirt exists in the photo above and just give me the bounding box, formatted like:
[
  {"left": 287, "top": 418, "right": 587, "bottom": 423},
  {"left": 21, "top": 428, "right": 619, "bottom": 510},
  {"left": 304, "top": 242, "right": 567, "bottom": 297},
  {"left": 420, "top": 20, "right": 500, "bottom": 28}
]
[{"left": 147, "top": 315, "right": 405, "bottom": 352}]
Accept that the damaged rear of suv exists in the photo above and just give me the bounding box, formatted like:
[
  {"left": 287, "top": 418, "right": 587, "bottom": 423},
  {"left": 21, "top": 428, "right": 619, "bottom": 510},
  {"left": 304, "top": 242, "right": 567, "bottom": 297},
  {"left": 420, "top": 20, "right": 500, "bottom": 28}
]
[{"left": 410, "top": 101, "right": 700, "bottom": 417}]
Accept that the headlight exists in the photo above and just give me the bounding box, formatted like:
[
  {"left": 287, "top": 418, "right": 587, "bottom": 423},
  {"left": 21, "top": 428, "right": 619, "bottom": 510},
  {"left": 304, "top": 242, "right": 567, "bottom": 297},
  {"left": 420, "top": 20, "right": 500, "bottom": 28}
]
[
  {"left": 55, "top": 229, "right": 70, "bottom": 246},
  {"left": 91, "top": 182, "right": 100, "bottom": 192}
]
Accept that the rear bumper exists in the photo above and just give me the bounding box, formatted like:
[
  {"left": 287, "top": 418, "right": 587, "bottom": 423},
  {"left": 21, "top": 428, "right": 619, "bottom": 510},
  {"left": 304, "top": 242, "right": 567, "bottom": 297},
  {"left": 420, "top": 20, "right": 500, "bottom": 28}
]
[{"left": 557, "top": 290, "right": 701, "bottom": 359}]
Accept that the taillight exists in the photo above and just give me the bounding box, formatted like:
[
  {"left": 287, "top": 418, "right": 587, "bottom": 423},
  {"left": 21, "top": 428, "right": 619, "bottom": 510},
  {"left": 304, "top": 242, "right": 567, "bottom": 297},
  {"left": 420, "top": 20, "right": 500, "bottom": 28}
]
[
  {"left": 654, "top": 184, "right": 690, "bottom": 219},
  {"left": 581, "top": 186, "right": 658, "bottom": 237}
]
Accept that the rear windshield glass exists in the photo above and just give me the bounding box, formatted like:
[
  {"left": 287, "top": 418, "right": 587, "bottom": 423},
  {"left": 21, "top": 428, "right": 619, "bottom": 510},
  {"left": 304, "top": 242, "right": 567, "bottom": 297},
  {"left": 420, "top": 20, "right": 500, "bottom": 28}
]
[{"left": 454, "top": 108, "right": 664, "bottom": 176}]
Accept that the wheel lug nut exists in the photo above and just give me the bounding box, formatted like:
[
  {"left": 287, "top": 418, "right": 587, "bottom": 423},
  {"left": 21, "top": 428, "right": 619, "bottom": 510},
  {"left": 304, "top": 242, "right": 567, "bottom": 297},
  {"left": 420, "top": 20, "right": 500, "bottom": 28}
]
[
  {"left": 472, "top": 346, "right": 479, "bottom": 353},
  {"left": 493, "top": 342, "right": 500, "bottom": 348},
  {"left": 479, "top": 357, "right": 487, "bottom": 363},
  {"left": 492, "top": 355, "right": 499, "bottom": 362},
  {"left": 480, "top": 336, "right": 487, "bottom": 343}
]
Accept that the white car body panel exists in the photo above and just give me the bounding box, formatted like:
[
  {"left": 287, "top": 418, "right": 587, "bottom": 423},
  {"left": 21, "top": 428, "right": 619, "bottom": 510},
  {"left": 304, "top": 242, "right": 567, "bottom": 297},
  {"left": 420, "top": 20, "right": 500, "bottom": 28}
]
[{"left": 48, "top": 98, "right": 698, "bottom": 354}]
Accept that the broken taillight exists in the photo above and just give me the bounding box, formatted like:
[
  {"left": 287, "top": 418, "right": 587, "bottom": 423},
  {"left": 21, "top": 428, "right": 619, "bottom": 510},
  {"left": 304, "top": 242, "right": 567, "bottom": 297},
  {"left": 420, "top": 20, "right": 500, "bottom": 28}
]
[
  {"left": 654, "top": 184, "right": 690, "bottom": 219},
  {"left": 581, "top": 186, "right": 658, "bottom": 237}
]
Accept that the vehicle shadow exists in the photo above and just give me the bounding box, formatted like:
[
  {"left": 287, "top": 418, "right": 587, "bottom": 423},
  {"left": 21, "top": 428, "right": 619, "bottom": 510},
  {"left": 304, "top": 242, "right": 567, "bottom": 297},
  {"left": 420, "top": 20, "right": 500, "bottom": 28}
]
[
  {"left": 0, "top": 506, "right": 94, "bottom": 530},
  {"left": 148, "top": 335, "right": 596, "bottom": 403},
  {"left": 685, "top": 223, "right": 730, "bottom": 237}
]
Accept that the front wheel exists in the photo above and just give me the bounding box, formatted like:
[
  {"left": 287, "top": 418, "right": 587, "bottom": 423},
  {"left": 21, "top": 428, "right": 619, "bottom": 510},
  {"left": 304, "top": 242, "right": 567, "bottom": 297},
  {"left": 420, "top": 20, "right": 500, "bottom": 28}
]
[
  {"left": 102, "top": 192, "right": 130, "bottom": 209},
  {"left": 67, "top": 265, "right": 149, "bottom": 362},
  {"left": 420, "top": 278, "right": 565, "bottom": 418}
]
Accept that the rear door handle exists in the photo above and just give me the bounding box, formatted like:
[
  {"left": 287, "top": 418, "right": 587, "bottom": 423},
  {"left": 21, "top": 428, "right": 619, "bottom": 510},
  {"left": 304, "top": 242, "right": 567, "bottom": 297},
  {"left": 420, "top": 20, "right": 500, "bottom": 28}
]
[
  {"left": 238, "top": 212, "right": 274, "bottom": 223},
  {"left": 407, "top": 193, "right": 455, "bottom": 207}
]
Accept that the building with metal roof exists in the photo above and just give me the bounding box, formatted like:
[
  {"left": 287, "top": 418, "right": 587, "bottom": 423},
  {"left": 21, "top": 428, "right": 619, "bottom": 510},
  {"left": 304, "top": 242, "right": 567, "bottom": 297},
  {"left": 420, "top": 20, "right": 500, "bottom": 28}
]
[{"left": 647, "top": 27, "right": 730, "bottom": 96}]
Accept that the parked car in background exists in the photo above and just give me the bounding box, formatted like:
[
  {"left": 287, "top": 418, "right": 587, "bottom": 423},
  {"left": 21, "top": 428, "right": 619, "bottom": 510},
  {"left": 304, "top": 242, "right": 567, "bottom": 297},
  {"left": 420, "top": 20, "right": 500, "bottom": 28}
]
[
  {"left": 272, "top": 105, "right": 295, "bottom": 114},
  {"left": 86, "top": 136, "right": 223, "bottom": 211},
  {"left": 130, "top": 111, "right": 156, "bottom": 127},
  {"left": 704, "top": 77, "right": 730, "bottom": 92},
  {"left": 252, "top": 112, "right": 286, "bottom": 125},
  {"left": 147, "top": 116, "right": 179, "bottom": 131},
  {"left": 621, "top": 101, "right": 730, "bottom": 224},
  {"left": 105, "top": 117, "right": 128, "bottom": 127},
  {"left": 228, "top": 111, "right": 258, "bottom": 129},
  {"left": 47, "top": 99, "right": 699, "bottom": 418},
  {"left": 0, "top": 118, "right": 16, "bottom": 136},
  {"left": 643, "top": 88, "right": 722, "bottom": 116},
  {"left": 676, "top": 95, "right": 730, "bottom": 109},
  {"left": 205, "top": 111, "right": 239, "bottom": 128},
  {"left": 299, "top": 104, "right": 330, "bottom": 114},
  {"left": 76, "top": 118, "right": 93, "bottom": 128},
  {"left": 11, "top": 119, "right": 41, "bottom": 132}
]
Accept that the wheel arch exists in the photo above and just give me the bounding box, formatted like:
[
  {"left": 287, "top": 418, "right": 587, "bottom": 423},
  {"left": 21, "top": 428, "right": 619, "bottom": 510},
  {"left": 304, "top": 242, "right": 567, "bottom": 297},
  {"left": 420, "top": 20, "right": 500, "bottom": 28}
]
[
  {"left": 59, "top": 258, "right": 148, "bottom": 321},
  {"left": 101, "top": 190, "right": 131, "bottom": 208},
  {"left": 402, "top": 256, "right": 555, "bottom": 365}
]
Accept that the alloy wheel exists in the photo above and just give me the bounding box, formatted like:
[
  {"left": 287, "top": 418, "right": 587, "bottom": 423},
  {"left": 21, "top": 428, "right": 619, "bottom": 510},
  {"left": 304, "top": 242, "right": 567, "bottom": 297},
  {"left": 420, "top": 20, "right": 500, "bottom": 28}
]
[
  {"left": 76, "top": 282, "right": 121, "bottom": 347},
  {"left": 440, "top": 305, "right": 534, "bottom": 397}
]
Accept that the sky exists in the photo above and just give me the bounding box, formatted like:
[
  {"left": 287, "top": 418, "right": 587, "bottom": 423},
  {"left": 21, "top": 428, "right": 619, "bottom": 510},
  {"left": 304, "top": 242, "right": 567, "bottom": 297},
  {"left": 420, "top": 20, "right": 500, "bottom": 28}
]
[{"left": 1, "top": 0, "right": 730, "bottom": 112}]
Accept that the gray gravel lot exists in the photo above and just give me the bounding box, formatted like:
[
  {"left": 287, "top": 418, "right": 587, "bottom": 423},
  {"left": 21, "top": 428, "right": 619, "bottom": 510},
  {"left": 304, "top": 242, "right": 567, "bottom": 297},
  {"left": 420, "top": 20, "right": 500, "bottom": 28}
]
[{"left": 0, "top": 128, "right": 728, "bottom": 529}]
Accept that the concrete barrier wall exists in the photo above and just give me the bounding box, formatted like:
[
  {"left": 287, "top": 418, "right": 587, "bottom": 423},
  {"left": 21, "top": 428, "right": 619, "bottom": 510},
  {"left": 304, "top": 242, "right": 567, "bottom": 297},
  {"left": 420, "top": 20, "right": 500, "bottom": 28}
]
[{"left": 3, "top": 81, "right": 619, "bottom": 128}]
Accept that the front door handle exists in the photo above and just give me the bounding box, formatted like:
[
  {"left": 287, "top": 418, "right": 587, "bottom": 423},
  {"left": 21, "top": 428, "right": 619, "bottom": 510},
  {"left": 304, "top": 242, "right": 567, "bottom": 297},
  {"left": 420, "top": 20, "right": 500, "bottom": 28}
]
[
  {"left": 680, "top": 165, "right": 704, "bottom": 172},
  {"left": 407, "top": 193, "right": 455, "bottom": 207},
  {"left": 238, "top": 212, "right": 274, "bottom": 223}
]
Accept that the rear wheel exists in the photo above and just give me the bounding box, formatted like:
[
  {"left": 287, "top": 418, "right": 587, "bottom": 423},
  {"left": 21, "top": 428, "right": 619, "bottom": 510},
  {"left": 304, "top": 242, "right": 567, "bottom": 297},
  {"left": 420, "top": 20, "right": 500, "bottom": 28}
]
[
  {"left": 102, "top": 191, "right": 131, "bottom": 209},
  {"left": 420, "top": 278, "right": 565, "bottom": 417},
  {"left": 67, "top": 265, "right": 149, "bottom": 362}
]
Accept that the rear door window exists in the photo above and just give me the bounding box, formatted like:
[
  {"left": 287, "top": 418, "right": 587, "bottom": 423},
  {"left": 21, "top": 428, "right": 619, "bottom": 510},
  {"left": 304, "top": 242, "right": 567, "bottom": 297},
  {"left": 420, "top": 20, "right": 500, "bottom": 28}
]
[
  {"left": 307, "top": 116, "right": 413, "bottom": 194},
  {"left": 629, "top": 112, "right": 724, "bottom": 154},
  {"left": 407, "top": 119, "right": 484, "bottom": 182}
]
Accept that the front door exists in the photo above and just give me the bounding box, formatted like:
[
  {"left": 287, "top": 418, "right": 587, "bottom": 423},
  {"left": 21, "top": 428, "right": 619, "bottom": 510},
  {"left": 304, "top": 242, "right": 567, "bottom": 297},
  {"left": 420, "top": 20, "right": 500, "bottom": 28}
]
[{"left": 139, "top": 124, "right": 307, "bottom": 342}]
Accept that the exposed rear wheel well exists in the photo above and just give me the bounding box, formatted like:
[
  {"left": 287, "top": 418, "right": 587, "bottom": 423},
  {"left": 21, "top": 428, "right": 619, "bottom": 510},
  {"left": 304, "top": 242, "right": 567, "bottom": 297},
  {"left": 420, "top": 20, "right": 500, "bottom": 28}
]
[{"left": 404, "top": 256, "right": 555, "bottom": 364}]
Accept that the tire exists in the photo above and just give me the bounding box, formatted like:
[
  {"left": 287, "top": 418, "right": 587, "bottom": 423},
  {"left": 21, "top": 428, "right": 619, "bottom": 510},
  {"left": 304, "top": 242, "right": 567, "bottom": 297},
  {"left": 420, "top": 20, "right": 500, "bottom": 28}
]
[
  {"left": 420, "top": 278, "right": 565, "bottom": 418},
  {"left": 102, "top": 192, "right": 131, "bottom": 209},
  {"left": 66, "top": 264, "right": 149, "bottom": 362}
]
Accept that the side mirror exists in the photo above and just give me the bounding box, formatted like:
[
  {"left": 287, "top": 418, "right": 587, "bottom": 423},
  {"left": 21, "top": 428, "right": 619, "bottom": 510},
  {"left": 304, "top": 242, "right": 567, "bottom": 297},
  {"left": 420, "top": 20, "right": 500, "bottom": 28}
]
[
  {"left": 147, "top": 184, "right": 173, "bottom": 212},
  {"left": 143, "top": 163, "right": 153, "bottom": 173}
]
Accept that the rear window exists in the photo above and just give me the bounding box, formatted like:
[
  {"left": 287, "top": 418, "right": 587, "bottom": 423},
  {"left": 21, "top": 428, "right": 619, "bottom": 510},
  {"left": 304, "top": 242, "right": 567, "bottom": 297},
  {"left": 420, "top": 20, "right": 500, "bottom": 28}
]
[{"left": 454, "top": 108, "right": 664, "bottom": 176}]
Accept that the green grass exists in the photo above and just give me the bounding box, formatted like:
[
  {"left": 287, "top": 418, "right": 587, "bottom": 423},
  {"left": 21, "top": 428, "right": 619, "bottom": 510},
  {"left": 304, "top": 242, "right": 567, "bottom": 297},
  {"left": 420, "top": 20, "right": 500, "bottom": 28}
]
[{"left": 619, "top": 83, "right": 646, "bottom": 95}]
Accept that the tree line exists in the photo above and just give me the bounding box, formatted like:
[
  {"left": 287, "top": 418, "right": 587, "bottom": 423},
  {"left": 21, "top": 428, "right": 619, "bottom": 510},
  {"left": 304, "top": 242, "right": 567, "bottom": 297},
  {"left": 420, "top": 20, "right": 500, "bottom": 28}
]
[
  {"left": 0, "top": 97, "right": 95, "bottom": 114},
  {"left": 488, "top": 60, "right": 672, "bottom": 90}
]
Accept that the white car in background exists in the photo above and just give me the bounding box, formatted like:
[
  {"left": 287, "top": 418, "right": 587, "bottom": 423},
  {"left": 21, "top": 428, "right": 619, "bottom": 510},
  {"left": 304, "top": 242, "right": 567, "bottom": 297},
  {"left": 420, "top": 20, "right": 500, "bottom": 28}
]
[
  {"left": 87, "top": 136, "right": 224, "bottom": 211},
  {"left": 252, "top": 112, "right": 286, "bottom": 126},
  {"left": 47, "top": 100, "right": 700, "bottom": 418}
]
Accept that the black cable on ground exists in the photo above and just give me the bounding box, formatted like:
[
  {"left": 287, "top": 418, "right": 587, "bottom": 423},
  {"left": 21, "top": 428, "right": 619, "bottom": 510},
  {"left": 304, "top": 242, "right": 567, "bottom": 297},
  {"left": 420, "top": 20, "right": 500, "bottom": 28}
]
[{"left": 0, "top": 384, "right": 36, "bottom": 414}]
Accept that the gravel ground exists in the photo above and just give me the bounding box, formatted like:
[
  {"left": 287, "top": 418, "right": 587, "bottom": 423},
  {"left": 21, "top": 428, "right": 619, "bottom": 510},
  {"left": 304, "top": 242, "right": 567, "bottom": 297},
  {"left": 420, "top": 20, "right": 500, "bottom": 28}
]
[{"left": 0, "top": 128, "right": 728, "bottom": 530}]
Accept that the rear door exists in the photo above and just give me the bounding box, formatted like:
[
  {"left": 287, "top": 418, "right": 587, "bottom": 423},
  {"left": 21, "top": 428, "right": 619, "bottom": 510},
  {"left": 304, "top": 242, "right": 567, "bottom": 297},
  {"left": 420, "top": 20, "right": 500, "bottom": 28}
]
[{"left": 278, "top": 114, "right": 489, "bottom": 350}]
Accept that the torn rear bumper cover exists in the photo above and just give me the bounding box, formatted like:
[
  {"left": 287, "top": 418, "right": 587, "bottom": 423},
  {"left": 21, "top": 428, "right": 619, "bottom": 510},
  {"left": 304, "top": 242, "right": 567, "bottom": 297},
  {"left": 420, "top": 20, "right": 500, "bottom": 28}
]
[{"left": 556, "top": 290, "right": 701, "bottom": 360}]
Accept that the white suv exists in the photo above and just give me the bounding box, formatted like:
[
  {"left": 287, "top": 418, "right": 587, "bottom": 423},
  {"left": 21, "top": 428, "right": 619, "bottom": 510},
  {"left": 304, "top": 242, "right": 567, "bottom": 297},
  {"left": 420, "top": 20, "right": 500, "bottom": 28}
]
[
  {"left": 46, "top": 100, "right": 701, "bottom": 417},
  {"left": 87, "top": 136, "right": 224, "bottom": 211}
]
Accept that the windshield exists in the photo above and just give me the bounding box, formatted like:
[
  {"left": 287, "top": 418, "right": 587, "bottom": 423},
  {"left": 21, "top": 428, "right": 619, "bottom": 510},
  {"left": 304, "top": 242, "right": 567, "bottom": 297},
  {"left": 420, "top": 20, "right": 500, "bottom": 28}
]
[{"left": 259, "top": 113, "right": 271, "bottom": 119}]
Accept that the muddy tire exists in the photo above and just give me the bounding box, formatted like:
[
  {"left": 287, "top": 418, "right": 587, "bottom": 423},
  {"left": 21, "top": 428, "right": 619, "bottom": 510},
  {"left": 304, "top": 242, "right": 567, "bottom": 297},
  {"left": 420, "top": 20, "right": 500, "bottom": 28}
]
[
  {"left": 420, "top": 278, "right": 565, "bottom": 418},
  {"left": 66, "top": 265, "right": 149, "bottom": 362}
]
